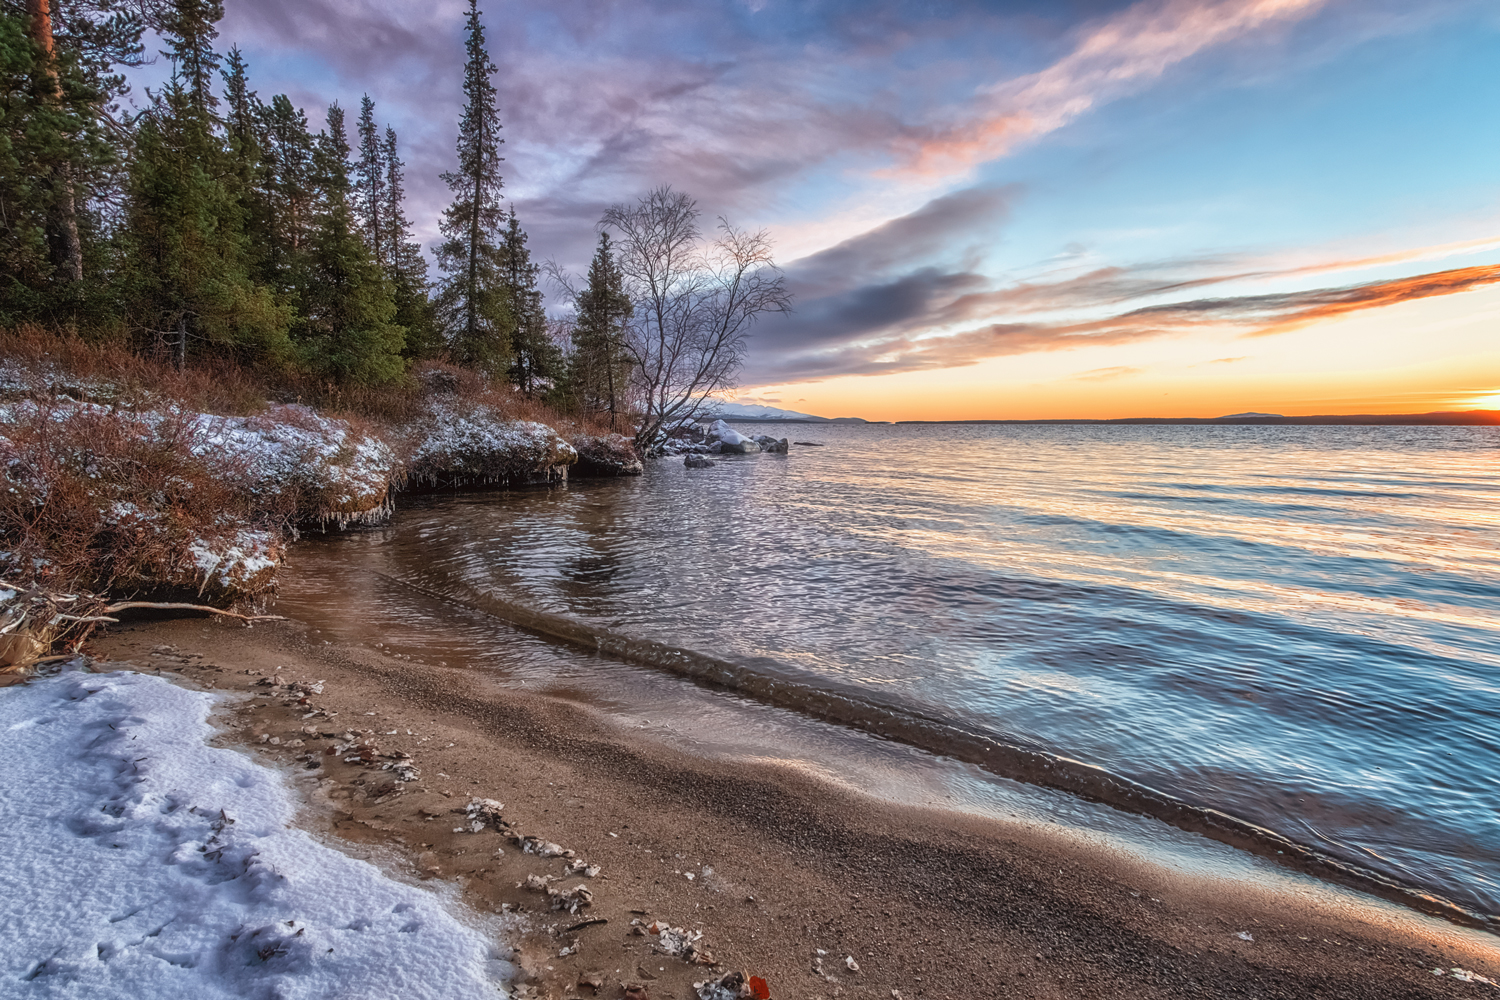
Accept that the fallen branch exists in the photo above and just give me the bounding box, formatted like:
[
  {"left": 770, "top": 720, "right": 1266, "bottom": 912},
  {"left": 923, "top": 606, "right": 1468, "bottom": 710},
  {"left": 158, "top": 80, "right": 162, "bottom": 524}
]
[{"left": 101, "top": 601, "right": 286, "bottom": 623}]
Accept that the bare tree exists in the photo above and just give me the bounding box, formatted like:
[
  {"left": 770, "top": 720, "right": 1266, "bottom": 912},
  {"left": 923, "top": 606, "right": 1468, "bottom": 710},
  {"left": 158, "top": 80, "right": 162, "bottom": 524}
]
[{"left": 601, "top": 187, "right": 791, "bottom": 454}]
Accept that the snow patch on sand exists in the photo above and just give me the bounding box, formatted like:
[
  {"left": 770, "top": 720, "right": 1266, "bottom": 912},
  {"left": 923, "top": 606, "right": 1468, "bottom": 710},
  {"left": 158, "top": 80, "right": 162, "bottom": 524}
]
[{"left": 0, "top": 668, "right": 514, "bottom": 998}]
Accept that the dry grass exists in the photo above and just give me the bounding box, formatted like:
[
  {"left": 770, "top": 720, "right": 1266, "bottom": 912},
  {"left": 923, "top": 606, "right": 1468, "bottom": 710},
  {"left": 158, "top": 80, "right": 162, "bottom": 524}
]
[
  {"left": 0, "top": 329, "right": 629, "bottom": 626},
  {"left": 0, "top": 398, "right": 277, "bottom": 599}
]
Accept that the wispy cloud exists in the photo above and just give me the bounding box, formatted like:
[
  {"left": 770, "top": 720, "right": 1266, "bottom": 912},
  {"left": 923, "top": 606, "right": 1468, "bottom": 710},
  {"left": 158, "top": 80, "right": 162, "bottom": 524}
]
[
  {"left": 891, "top": 0, "right": 1326, "bottom": 177},
  {"left": 748, "top": 251, "right": 1500, "bottom": 383},
  {"left": 1071, "top": 365, "right": 1146, "bottom": 380}
]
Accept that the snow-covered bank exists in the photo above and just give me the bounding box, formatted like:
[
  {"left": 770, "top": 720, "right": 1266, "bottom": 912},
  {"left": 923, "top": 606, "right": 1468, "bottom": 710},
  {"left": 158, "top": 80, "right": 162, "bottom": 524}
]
[{"left": 0, "top": 667, "right": 516, "bottom": 999}]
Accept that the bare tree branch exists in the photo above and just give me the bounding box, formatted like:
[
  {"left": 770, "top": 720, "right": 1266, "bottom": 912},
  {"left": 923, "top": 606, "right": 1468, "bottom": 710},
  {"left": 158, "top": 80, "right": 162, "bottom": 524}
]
[{"left": 601, "top": 188, "right": 791, "bottom": 453}]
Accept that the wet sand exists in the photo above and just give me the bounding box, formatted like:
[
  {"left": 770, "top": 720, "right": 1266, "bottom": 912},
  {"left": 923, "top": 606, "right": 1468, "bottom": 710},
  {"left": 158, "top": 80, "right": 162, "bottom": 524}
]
[{"left": 89, "top": 614, "right": 1499, "bottom": 1000}]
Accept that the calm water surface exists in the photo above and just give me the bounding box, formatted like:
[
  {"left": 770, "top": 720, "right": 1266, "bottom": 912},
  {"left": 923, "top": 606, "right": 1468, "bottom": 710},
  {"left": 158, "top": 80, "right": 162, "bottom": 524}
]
[{"left": 284, "top": 424, "right": 1500, "bottom": 920}]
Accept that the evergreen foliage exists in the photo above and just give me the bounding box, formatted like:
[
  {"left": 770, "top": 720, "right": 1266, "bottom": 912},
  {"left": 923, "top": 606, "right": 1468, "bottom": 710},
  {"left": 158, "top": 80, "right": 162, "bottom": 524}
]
[
  {"left": 115, "top": 80, "right": 290, "bottom": 367},
  {"left": 569, "top": 231, "right": 633, "bottom": 426},
  {"left": 354, "top": 94, "right": 384, "bottom": 268},
  {"left": 293, "top": 102, "right": 404, "bottom": 385},
  {"left": 381, "top": 124, "right": 438, "bottom": 360},
  {"left": 161, "top": 0, "right": 223, "bottom": 116},
  {"left": 501, "top": 209, "right": 561, "bottom": 397},
  {"left": 435, "top": 0, "right": 508, "bottom": 374},
  {"left": 0, "top": 1, "right": 684, "bottom": 404},
  {"left": 0, "top": 3, "right": 122, "bottom": 319}
]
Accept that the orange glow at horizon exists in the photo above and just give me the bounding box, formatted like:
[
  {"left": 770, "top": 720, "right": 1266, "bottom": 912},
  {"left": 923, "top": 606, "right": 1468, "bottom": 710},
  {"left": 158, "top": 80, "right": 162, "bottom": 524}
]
[{"left": 742, "top": 283, "right": 1500, "bottom": 422}]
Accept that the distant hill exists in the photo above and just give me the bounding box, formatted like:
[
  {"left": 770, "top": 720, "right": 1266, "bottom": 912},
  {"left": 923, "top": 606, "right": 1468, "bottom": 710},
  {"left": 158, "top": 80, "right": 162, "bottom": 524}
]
[
  {"left": 710, "top": 402, "right": 829, "bottom": 421},
  {"left": 896, "top": 410, "right": 1500, "bottom": 426}
]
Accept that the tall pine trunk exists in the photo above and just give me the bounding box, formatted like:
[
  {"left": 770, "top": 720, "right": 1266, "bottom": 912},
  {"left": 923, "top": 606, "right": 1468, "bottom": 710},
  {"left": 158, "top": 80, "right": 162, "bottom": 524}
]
[{"left": 25, "top": 0, "right": 82, "bottom": 283}]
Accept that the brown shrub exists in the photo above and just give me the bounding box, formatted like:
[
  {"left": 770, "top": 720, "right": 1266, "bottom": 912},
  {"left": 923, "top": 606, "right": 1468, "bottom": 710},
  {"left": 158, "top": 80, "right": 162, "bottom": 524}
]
[{"left": 0, "top": 397, "right": 287, "bottom": 601}]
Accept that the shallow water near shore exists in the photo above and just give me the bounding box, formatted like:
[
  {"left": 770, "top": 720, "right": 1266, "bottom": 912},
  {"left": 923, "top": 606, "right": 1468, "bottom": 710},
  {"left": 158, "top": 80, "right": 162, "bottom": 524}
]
[{"left": 280, "top": 422, "right": 1500, "bottom": 925}]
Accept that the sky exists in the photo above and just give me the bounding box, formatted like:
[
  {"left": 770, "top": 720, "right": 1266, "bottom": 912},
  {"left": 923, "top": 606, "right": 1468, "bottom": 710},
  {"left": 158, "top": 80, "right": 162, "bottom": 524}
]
[{"left": 175, "top": 0, "right": 1500, "bottom": 419}]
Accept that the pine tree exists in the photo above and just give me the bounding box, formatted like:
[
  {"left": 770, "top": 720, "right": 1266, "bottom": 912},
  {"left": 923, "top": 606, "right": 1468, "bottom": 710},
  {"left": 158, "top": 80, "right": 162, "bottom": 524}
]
[
  {"left": 353, "top": 94, "right": 385, "bottom": 268},
  {"left": 12, "top": 0, "right": 83, "bottom": 286},
  {"left": 1, "top": 2, "right": 139, "bottom": 321},
  {"left": 500, "top": 208, "right": 562, "bottom": 396},
  {"left": 569, "top": 231, "right": 633, "bottom": 427},
  {"left": 293, "top": 101, "right": 404, "bottom": 385},
  {"left": 435, "top": 0, "right": 508, "bottom": 373}
]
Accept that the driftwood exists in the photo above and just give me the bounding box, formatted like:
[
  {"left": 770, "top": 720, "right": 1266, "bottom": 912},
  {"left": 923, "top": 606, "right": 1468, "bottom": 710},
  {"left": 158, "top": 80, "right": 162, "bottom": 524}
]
[
  {"left": 0, "top": 581, "right": 284, "bottom": 670},
  {"left": 101, "top": 601, "right": 285, "bottom": 623}
]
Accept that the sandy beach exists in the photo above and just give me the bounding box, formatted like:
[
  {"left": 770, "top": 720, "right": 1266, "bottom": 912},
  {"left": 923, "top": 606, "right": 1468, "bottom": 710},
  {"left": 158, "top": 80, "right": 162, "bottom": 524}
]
[{"left": 81, "top": 611, "right": 1500, "bottom": 1000}]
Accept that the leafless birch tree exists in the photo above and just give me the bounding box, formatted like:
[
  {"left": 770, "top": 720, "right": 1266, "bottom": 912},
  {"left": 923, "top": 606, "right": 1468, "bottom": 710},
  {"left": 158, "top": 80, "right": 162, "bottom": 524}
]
[{"left": 601, "top": 187, "right": 791, "bottom": 454}]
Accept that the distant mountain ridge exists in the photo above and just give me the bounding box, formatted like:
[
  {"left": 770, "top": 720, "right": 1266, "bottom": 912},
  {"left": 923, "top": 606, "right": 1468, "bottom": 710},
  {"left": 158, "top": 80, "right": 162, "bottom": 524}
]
[
  {"left": 706, "top": 402, "right": 1499, "bottom": 426},
  {"left": 896, "top": 410, "right": 1500, "bottom": 426}
]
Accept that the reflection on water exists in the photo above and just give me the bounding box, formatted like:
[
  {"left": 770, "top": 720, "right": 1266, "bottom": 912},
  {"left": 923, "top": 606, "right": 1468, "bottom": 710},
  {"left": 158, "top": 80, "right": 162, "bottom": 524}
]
[{"left": 280, "top": 423, "right": 1500, "bottom": 922}]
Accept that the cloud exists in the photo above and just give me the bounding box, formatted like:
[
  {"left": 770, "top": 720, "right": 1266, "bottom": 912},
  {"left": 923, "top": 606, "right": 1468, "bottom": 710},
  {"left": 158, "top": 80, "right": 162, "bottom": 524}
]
[
  {"left": 1071, "top": 366, "right": 1145, "bottom": 380},
  {"left": 788, "top": 185, "right": 1018, "bottom": 296},
  {"left": 890, "top": 0, "right": 1326, "bottom": 176},
  {"left": 745, "top": 259, "right": 1500, "bottom": 383},
  {"left": 1207, "top": 356, "right": 1249, "bottom": 364}
]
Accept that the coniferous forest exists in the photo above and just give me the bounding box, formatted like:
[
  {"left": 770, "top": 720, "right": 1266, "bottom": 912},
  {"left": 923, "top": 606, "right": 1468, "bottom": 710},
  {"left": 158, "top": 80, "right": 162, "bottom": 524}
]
[{"left": 0, "top": 0, "right": 608, "bottom": 408}]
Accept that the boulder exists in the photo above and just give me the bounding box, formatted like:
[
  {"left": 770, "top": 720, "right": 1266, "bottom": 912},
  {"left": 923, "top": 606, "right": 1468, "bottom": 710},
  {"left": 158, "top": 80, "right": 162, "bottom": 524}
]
[
  {"left": 752, "top": 434, "right": 789, "bottom": 454},
  {"left": 684, "top": 454, "right": 716, "bottom": 469},
  {"left": 572, "top": 433, "right": 644, "bottom": 477},
  {"left": 707, "top": 419, "right": 761, "bottom": 454},
  {"left": 405, "top": 400, "right": 577, "bottom": 490}
]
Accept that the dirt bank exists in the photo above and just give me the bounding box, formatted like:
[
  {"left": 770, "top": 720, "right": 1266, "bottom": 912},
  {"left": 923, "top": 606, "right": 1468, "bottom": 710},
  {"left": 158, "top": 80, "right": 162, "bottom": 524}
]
[{"left": 88, "top": 615, "right": 1499, "bottom": 1000}]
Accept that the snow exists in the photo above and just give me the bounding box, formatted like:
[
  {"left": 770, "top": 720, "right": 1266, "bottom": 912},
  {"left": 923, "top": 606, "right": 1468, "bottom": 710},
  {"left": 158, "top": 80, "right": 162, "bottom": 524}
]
[
  {"left": 708, "top": 402, "right": 826, "bottom": 421},
  {"left": 406, "top": 401, "right": 577, "bottom": 486},
  {"left": 0, "top": 668, "right": 515, "bottom": 999},
  {"left": 706, "top": 420, "right": 750, "bottom": 447},
  {"left": 187, "top": 529, "right": 281, "bottom": 594},
  {"left": 0, "top": 397, "right": 396, "bottom": 528},
  {"left": 189, "top": 405, "right": 396, "bottom": 524}
]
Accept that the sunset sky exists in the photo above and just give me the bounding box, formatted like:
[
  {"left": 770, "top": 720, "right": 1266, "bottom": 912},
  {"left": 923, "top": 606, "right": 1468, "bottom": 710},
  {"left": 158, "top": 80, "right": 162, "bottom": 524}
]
[{"left": 195, "top": 0, "right": 1499, "bottom": 420}]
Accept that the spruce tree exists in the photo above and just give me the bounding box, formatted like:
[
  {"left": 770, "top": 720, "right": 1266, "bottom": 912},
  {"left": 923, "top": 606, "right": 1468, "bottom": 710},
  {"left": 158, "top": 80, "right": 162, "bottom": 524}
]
[
  {"left": 500, "top": 209, "right": 561, "bottom": 396},
  {"left": 570, "top": 231, "right": 633, "bottom": 427},
  {"left": 435, "top": 0, "right": 508, "bottom": 373},
  {"left": 256, "top": 93, "right": 316, "bottom": 291},
  {"left": 220, "top": 46, "right": 274, "bottom": 281},
  {"left": 162, "top": 0, "right": 222, "bottom": 116},
  {"left": 380, "top": 124, "right": 438, "bottom": 359},
  {"left": 294, "top": 101, "right": 404, "bottom": 385},
  {"left": 116, "top": 80, "right": 290, "bottom": 368},
  {"left": 221, "top": 45, "right": 257, "bottom": 162},
  {"left": 353, "top": 94, "right": 385, "bottom": 268}
]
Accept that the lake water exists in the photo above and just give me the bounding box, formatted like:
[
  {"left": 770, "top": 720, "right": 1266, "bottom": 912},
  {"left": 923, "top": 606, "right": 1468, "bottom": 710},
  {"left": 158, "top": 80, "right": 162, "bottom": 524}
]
[{"left": 282, "top": 423, "right": 1500, "bottom": 924}]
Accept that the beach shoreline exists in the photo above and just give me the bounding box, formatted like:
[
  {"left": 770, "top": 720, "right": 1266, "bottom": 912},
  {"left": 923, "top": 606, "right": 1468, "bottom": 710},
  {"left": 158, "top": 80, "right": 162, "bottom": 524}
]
[{"left": 82, "top": 612, "right": 1500, "bottom": 1000}]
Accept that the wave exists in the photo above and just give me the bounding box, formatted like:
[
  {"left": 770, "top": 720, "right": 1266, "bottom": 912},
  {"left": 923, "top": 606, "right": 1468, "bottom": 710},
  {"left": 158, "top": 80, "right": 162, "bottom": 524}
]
[{"left": 382, "top": 570, "right": 1496, "bottom": 932}]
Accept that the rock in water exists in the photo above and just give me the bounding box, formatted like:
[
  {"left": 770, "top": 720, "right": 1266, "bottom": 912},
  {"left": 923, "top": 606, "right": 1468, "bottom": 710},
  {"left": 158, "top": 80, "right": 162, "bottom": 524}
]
[
  {"left": 752, "top": 435, "right": 789, "bottom": 454},
  {"left": 405, "top": 400, "right": 577, "bottom": 489},
  {"left": 707, "top": 419, "right": 761, "bottom": 454},
  {"left": 684, "top": 454, "right": 716, "bottom": 469},
  {"left": 572, "top": 433, "right": 644, "bottom": 477}
]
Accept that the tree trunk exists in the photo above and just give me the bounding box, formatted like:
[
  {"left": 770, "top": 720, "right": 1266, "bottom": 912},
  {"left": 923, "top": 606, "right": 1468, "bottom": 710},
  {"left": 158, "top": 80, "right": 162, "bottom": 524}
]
[
  {"left": 174, "top": 317, "right": 187, "bottom": 371},
  {"left": 26, "top": 0, "right": 83, "bottom": 284}
]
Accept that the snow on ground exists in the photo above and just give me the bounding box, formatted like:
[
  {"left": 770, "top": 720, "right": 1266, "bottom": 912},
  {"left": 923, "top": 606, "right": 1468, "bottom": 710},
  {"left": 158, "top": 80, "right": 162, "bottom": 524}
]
[
  {"left": 406, "top": 401, "right": 577, "bottom": 487},
  {"left": 189, "top": 405, "right": 396, "bottom": 523},
  {"left": 0, "top": 668, "right": 515, "bottom": 999}
]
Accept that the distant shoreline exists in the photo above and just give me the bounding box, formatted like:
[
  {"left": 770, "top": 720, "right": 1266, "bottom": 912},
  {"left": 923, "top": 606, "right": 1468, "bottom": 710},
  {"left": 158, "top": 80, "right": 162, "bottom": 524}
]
[{"left": 723, "top": 409, "right": 1500, "bottom": 427}]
